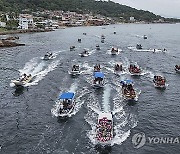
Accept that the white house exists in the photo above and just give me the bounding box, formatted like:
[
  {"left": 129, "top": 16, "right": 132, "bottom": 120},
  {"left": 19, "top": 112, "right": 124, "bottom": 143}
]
[
  {"left": 0, "top": 21, "right": 6, "bottom": 27},
  {"left": 18, "top": 14, "right": 34, "bottom": 29},
  {"left": 130, "top": 16, "right": 135, "bottom": 22}
]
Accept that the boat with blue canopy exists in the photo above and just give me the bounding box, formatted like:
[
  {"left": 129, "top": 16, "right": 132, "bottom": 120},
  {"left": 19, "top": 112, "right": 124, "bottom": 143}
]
[
  {"left": 121, "top": 79, "right": 136, "bottom": 100},
  {"left": 93, "top": 72, "right": 105, "bottom": 88},
  {"left": 56, "top": 92, "right": 76, "bottom": 117}
]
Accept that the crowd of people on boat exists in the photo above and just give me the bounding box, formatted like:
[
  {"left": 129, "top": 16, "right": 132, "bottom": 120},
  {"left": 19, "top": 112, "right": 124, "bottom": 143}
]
[
  {"left": 96, "top": 118, "right": 112, "bottom": 142},
  {"left": 93, "top": 77, "right": 103, "bottom": 85},
  {"left": 175, "top": 65, "right": 180, "bottom": 70},
  {"left": 111, "top": 47, "right": 118, "bottom": 53},
  {"left": 153, "top": 75, "right": 166, "bottom": 85},
  {"left": 129, "top": 64, "right": 141, "bottom": 74},
  {"left": 114, "top": 63, "right": 122, "bottom": 71},
  {"left": 59, "top": 99, "right": 73, "bottom": 113},
  {"left": 136, "top": 44, "right": 142, "bottom": 49},
  {"left": 122, "top": 83, "right": 136, "bottom": 98},
  {"left": 72, "top": 65, "right": 80, "bottom": 71},
  {"left": 94, "top": 64, "right": 101, "bottom": 72},
  {"left": 19, "top": 73, "right": 32, "bottom": 82}
]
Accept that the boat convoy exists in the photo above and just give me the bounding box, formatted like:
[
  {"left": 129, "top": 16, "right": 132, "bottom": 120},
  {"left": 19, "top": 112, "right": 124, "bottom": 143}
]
[{"left": 10, "top": 32, "right": 179, "bottom": 146}]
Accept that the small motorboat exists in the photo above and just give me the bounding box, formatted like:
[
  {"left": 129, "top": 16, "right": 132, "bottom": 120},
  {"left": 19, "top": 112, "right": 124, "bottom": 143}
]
[
  {"left": 101, "top": 39, "right": 105, "bottom": 43},
  {"left": 56, "top": 92, "right": 76, "bottom": 117},
  {"left": 114, "top": 63, "right": 123, "bottom": 73},
  {"left": 69, "top": 65, "right": 80, "bottom": 76},
  {"left": 96, "top": 45, "right": 100, "bottom": 50},
  {"left": 96, "top": 112, "right": 113, "bottom": 145},
  {"left": 121, "top": 80, "right": 136, "bottom": 100},
  {"left": 143, "top": 35, "right": 148, "bottom": 39},
  {"left": 111, "top": 47, "right": 119, "bottom": 55},
  {"left": 94, "top": 64, "right": 101, "bottom": 72},
  {"left": 136, "top": 44, "right": 142, "bottom": 49},
  {"left": 175, "top": 65, "right": 180, "bottom": 73},
  {"left": 93, "top": 72, "right": 105, "bottom": 88},
  {"left": 128, "top": 64, "right": 141, "bottom": 75},
  {"left": 153, "top": 75, "right": 166, "bottom": 88},
  {"left": 43, "top": 52, "right": 55, "bottom": 60},
  {"left": 83, "top": 33, "right": 87, "bottom": 35},
  {"left": 70, "top": 46, "right": 75, "bottom": 51},
  {"left": 78, "top": 38, "right": 81, "bottom": 43},
  {"left": 101, "top": 34, "right": 105, "bottom": 40},
  {"left": 11, "top": 74, "right": 33, "bottom": 86},
  {"left": 80, "top": 49, "right": 89, "bottom": 57}
]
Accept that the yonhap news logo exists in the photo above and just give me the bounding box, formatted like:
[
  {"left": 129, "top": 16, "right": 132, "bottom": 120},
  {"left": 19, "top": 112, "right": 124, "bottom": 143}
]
[{"left": 132, "top": 132, "right": 180, "bottom": 149}]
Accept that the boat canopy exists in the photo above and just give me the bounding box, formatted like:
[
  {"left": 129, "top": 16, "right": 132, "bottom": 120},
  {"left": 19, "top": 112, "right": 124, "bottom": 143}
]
[
  {"left": 59, "top": 92, "right": 75, "bottom": 99},
  {"left": 120, "top": 79, "right": 133, "bottom": 85},
  {"left": 94, "top": 72, "right": 104, "bottom": 78}
]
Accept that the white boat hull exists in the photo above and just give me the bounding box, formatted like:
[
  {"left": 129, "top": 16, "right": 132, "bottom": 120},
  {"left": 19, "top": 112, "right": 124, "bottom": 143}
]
[
  {"left": 175, "top": 68, "right": 180, "bottom": 73},
  {"left": 69, "top": 70, "right": 80, "bottom": 76},
  {"left": 93, "top": 83, "right": 104, "bottom": 88},
  {"left": 11, "top": 76, "right": 33, "bottom": 86}
]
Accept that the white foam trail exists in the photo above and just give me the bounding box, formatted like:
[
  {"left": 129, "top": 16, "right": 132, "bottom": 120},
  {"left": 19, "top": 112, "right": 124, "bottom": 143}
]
[
  {"left": 30, "top": 62, "right": 46, "bottom": 76},
  {"left": 19, "top": 57, "right": 39, "bottom": 75},
  {"left": 25, "top": 60, "right": 60, "bottom": 86},
  {"left": 69, "top": 82, "right": 78, "bottom": 93},
  {"left": 102, "top": 84, "right": 111, "bottom": 112},
  {"left": 9, "top": 82, "right": 15, "bottom": 87}
]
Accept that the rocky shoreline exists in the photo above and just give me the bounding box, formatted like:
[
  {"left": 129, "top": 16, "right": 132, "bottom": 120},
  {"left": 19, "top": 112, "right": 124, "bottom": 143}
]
[
  {"left": 0, "top": 39, "right": 25, "bottom": 47},
  {"left": 0, "top": 28, "right": 53, "bottom": 35}
]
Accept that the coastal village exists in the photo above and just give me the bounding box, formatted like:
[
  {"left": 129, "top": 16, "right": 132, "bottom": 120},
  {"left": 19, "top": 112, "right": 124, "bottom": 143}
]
[
  {"left": 0, "top": 10, "right": 167, "bottom": 31},
  {"left": 0, "top": 10, "right": 115, "bottom": 31}
]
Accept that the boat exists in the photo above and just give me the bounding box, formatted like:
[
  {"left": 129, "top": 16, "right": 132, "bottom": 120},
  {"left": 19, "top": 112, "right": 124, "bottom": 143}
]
[
  {"left": 143, "top": 35, "right": 148, "bottom": 39},
  {"left": 93, "top": 72, "right": 105, "bottom": 88},
  {"left": 70, "top": 46, "right": 75, "bottom": 51},
  {"left": 101, "top": 34, "right": 105, "bottom": 40},
  {"left": 121, "top": 80, "right": 136, "bottom": 100},
  {"left": 69, "top": 65, "right": 80, "bottom": 76},
  {"left": 78, "top": 38, "right": 81, "bottom": 43},
  {"left": 96, "top": 45, "right": 100, "bottom": 50},
  {"left": 43, "top": 52, "right": 55, "bottom": 60},
  {"left": 11, "top": 74, "right": 33, "bottom": 86},
  {"left": 111, "top": 47, "right": 119, "bottom": 55},
  {"left": 101, "top": 39, "right": 105, "bottom": 43},
  {"left": 175, "top": 65, "right": 180, "bottom": 73},
  {"left": 114, "top": 63, "right": 123, "bottom": 73},
  {"left": 80, "top": 49, "right": 89, "bottom": 57},
  {"left": 153, "top": 75, "right": 166, "bottom": 88},
  {"left": 56, "top": 92, "right": 75, "bottom": 117},
  {"left": 128, "top": 64, "right": 141, "bottom": 75},
  {"left": 136, "top": 44, "right": 142, "bottom": 49},
  {"left": 96, "top": 112, "right": 113, "bottom": 145},
  {"left": 94, "top": 64, "right": 101, "bottom": 72}
]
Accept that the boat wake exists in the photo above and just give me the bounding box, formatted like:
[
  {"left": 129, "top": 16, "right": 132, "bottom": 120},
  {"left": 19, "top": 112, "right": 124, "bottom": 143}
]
[
  {"left": 128, "top": 46, "right": 167, "bottom": 53},
  {"left": 102, "top": 84, "right": 111, "bottom": 112},
  {"left": 19, "top": 57, "right": 60, "bottom": 87}
]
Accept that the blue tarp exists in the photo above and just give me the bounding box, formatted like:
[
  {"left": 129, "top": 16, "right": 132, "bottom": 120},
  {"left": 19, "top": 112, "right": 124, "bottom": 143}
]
[
  {"left": 94, "top": 72, "right": 104, "bottom": 78},
  {"left": 120, "top": 79, "right": 133, "bottom": 85},
  {"left": 59, "top": 92, "right": 75, "bottom": 99}
]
